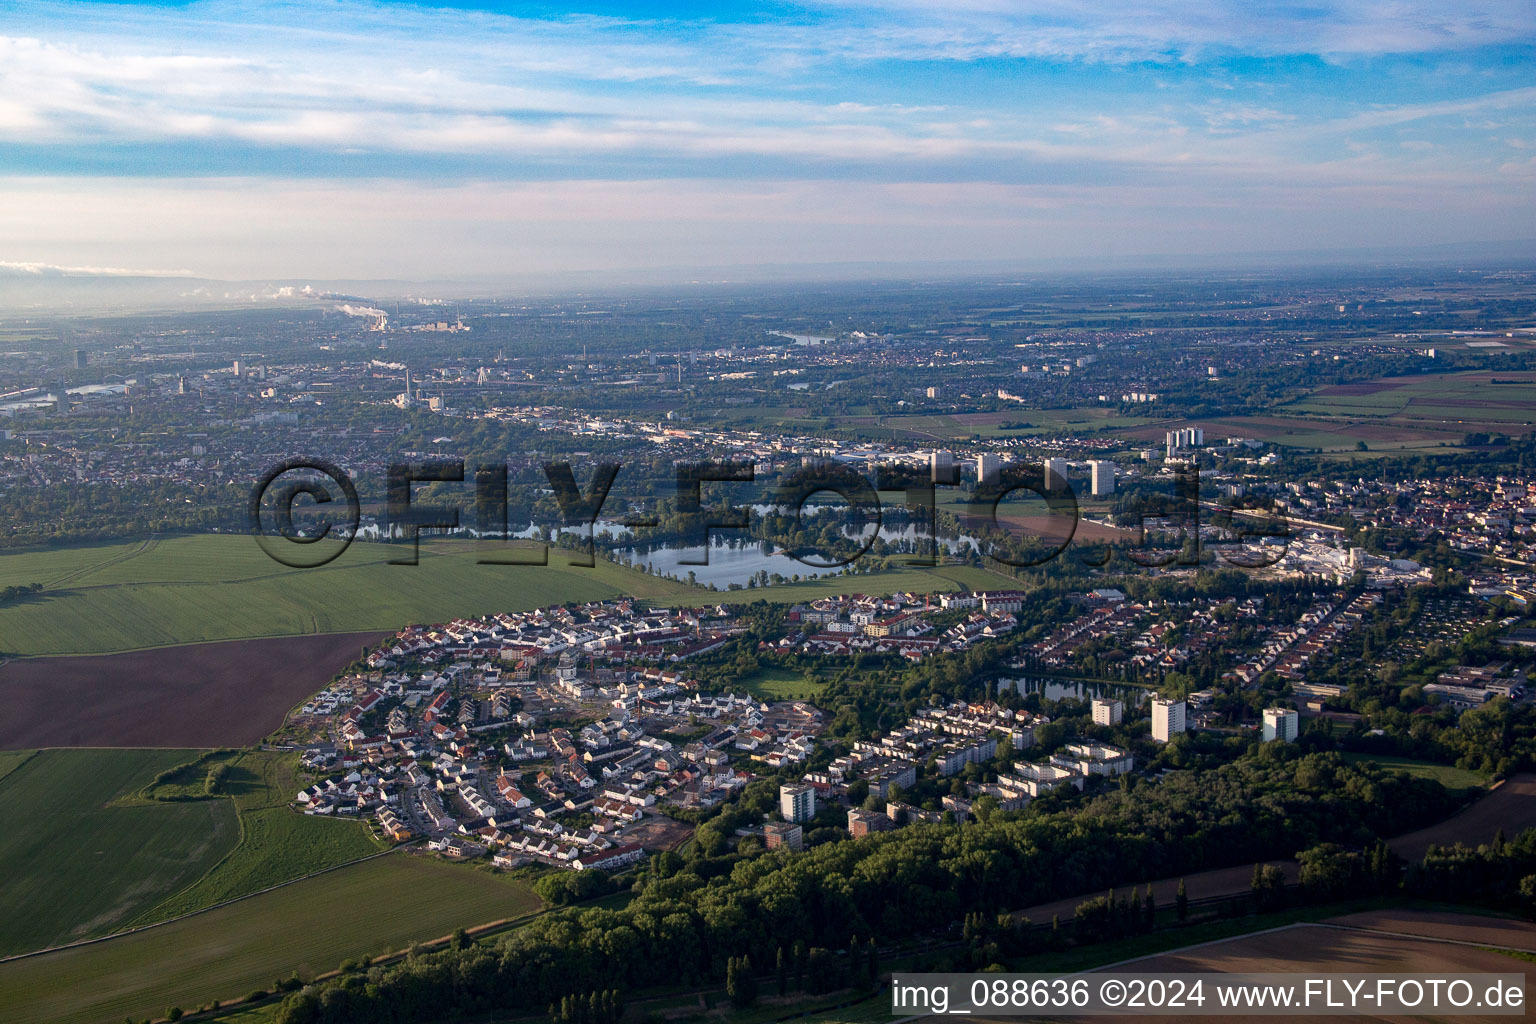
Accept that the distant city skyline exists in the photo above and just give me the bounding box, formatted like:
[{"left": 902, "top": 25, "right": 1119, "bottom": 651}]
[{"left": 1, "top": 0, "right": 1534, "bottom": 281}]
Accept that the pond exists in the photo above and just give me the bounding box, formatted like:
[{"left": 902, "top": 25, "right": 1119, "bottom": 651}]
[{"left": 997, "top": 676, "right": 1149, "bottom": 706}]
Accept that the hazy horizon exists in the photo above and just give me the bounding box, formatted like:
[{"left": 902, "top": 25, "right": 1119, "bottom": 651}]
[{"left": 2, "top": 1, "right": 1534, "bottom": 282}]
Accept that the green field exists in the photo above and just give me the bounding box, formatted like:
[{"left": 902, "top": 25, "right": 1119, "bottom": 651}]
[
  {"left": 0, "top": 536, "right": 1024, "bottom": 656},
  {"left": 0, "top": 749, "right": 240, "bottom": 956},
  {"left": 208, "top": 1006, "right": 281, "bottom": 1024},
  {"left": 878, "top": 407, "right": 1160, "bottom": 440},
  {"left": 0, "top": 534, "right": 700, "bottom": 656},
  {"left": 0, "top": 749, "right": 35, "bottom": 785},
  {"left": 136, "top": 749, "right": 383, "bottom": 923},
  {"left": 754, "top": 562, "right": 1019, "bottom": 605},
  {"left": 0, "top": 855, "right": 543, "bottom": 1024},
  {"left": 737, "top": 666, "right": 828, "bottom": 701},
  {"left": 0, "top": 748, "right": 386, "bottom": 957},
  {"left": 1284, "top": 372, "right": 1536, "bottom": 431},
  {"left": 1338, "top": 752, "right": 1489, "bottom": 791}
]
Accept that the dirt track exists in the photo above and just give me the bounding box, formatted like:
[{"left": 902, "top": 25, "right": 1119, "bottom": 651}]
[{"left": 0, "top": 631, "right": 386, "bottom": 749}]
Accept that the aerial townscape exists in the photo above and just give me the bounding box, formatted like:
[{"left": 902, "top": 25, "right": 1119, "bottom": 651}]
[
  {"left": 5, "top": 270, "right": 1536, "bottom": 1024},
  {"left": 6, "top": 2, "right": 1536, "bottom": 1024}
]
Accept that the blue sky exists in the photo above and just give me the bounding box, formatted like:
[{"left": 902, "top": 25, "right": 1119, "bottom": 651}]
[{"left": 0, "top": 0, "right": 1533, "bottom": 280}]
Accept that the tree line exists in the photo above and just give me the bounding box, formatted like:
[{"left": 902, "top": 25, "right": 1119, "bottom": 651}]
[{"left": 271, "top": 752, "right": 1454, "bottom": 1024}]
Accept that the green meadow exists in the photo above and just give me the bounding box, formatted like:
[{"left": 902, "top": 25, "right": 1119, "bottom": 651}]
[
  {"left": 133, "top": 748, "right": 384, "bottom": 923},
  {"left": 0, "top": 855, "right": 542, "bottom": 1024},
  {"left": 0, "top": 535, "right": 1017, "bottom": 656},
  {"left": 0, "top": 534, "right": 698, "bottom": 656},
  {"left": 0, "top": 748, "right": 386, "bottom": 958},
  {"left": 0, "top": 749, "right": 240, "bottom": 956}
]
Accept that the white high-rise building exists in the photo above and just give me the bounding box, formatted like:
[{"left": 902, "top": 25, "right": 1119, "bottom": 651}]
[
  {"left": 1044, "top": 457, "right": 1071, "bottom": 490},
  {"left": 1165, "top": 427, "right": 1204, "bottom": 455},
  {"left": 1262, "top": 708, "right": 1299, "bottom": 743},
  {"left": 1089, "top": 460, "right": 1116, "bottom": 497},
  {"left": 780, "top": 783, "right": 816, "bottom": 823},
  {"left": 231, "top": 360, "right": 243, "bottom": 377},
  {"left": 977, "top": 452, "right": 1001, "bottom": 485},
  {"left": 1151, "top": 698, "right": 1187, "bottom": 742},
  {"left": 926, "top": 385, "right": 941, "bottom": 399},
  {"left": 1091, "top": 698, "right": 1123, "bottom": 726},
  {"left": 930, "top": 449, "right": 954, "bottom": 483}
]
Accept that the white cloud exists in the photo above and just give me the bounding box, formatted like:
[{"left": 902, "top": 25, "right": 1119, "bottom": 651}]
[
  {"left": 0, "top": 2, "right": 1531, "bottom": 278},
  {"left": 0, "top": 259, "right": 197, "bottom": 277}
]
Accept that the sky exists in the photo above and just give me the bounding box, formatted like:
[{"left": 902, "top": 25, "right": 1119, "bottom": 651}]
[{"left": 0, "top": 0, "right": 1534, "bottom": 282}]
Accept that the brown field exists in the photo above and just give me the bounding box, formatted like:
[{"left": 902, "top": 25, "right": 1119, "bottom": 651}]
[
  {"left": 0, "top": 631, "right": 385, "bottom": 749},
  {"left": 1316, "top": 381, "right": 1408, "bottom": 396},
  {"left": 1120, "top": 415, "right": 1449, "bottom": 445},
  {"left": 945, "top": 915, "right": 1534, "bottom": 1024},
  {"left": 1083, "top": 922, "right": 1529, "bottom": 1023},
  {"left": 626, "top": 817, "right": 696, "bottom": 851},
  {"left": 1326, "top": 909, "right": 1536, "bottom": 952},
  {"left": 1011, "top": 775, "right": 1535, "bottom": 925},
  {"left": 1387, "top": 774, "right": 1536, "bottom": 862},
  {"left": 996, "top": 512, "right": 1131, "bottom": 545},
  {"left": 950, "top": 503, "right": 1133, "bottom": 546}
]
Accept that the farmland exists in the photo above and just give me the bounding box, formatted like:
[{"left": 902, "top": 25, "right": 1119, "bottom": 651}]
[
  {"left": 0, "top": 855, "right": 543, "bottom": 1024},
  {"left": 0, "top": 749, "right": 239, "bottom": 956},
  {"left": 0, "top": 631, "right": 381, "bottom": 749},
  {"left": 749, "top": 562, "right": 1021, "bottom": 605},
  {"left": 135, "top": 749, "right": 382, "bottom": 923},
  {"left": 1009, "top": 774, "right": 1535, "bottom": 927},
  {"left": 1108, "top": 916, "right": 1530, "bottom": 985},
  {"left": 1104, "top": 371, "right": 1536, "bottom": 459},
  {"left": 844, "top": 407, "right": 1162, "bottom": 441},
  {"left": 0, "top": 749, "right": 34, "bottom": 784},
  {"left": 1386, "top": 774, "right": 1536, "bottom": 863},
  {"left": 1283, "top": 371, "right": 1536, "bottom": 431},
  {"left": 1116, "top": 413, "right": 1462, "bottom": 454},
  {"left": 0, "top": 535, "right": 1023, "bottom": 659},
  {"left": 0, "top": 534, "right": 699, "bottom": 657},
  {"left": 0, "top": 747, "right": 385, "bottom": 958},
  {"left": 939, "top": 493, "right": 1131, "bottom": 545}
]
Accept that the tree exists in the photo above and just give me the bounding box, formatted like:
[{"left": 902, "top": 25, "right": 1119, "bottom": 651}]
[
  {"left": 1298, "top": 843, "right": 1367, "bottom": 900},
  {"left": 776, "top": 945, "right": 788, "bottom": 996},
  {"left": 1519, "top": 875, "right": 1536, "bottom": 920},
  {"left": 1175, "top": 878, "right": 1189, "bottom": 922},
  {"left": 1251, "top": 863, "right": 1288, "bottom": 912},
  {"left": 727, "top": 955, "right": 758, "bottom": 1007}
]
